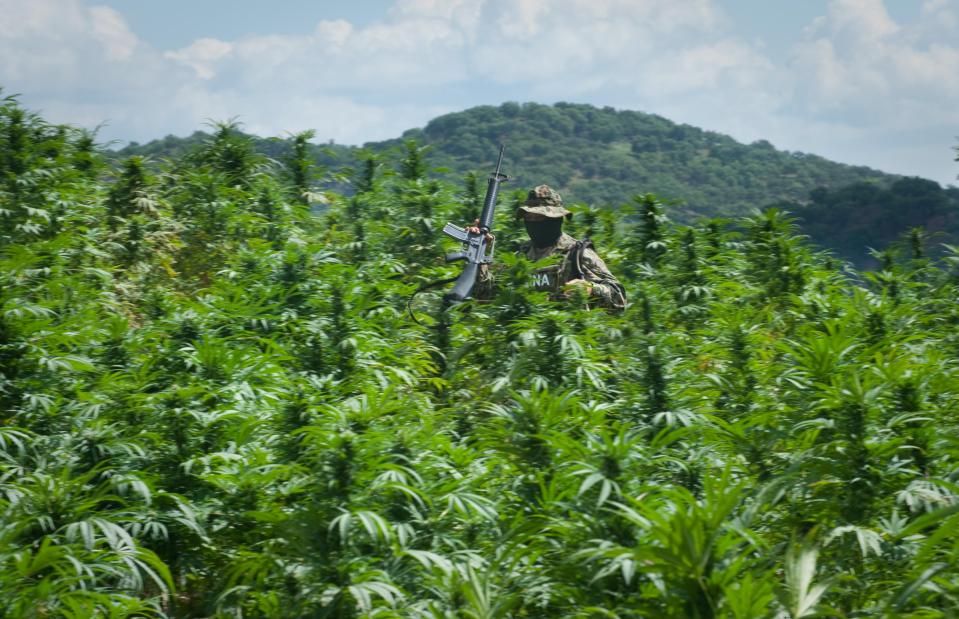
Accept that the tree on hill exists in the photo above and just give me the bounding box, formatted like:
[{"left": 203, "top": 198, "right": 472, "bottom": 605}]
[{"left": 785, "top": 177, "right": 959, "bottom": 267}]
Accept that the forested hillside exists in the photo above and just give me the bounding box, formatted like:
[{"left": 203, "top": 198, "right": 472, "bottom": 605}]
[
  {"left": 781, "top": 177, "right": 959, "bottom": 267},
  {"left": 116, "top": 128, "right": 354, "bottom": 177},
  {"left": 383, "top": 102, "right": 897, "bottom": 218},
  {"left": 116, "top": 102, "right": 897, "bottom": 220},
  {"left": 5, "top": 94, "right": 959, "bottom": 617}
]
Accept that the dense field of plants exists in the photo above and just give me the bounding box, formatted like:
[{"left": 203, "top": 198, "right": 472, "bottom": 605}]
[{"left": 3, "top": 93, "right": 959, "bottom": 617}]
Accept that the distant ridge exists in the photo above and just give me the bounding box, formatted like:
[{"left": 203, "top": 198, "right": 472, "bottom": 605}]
[
  {"left": 371, "top": 102, "right": 896, "bottom": 219},
  {"left": 113, "top": 102, "right": 959, "bottom": 265},
  {"left": 114, "top": 102, "right": 897, "bottom": 219}
]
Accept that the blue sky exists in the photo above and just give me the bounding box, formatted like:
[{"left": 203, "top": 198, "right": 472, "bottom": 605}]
[{"left": 1, "top": 0, "right": 956, "bottom": 186}]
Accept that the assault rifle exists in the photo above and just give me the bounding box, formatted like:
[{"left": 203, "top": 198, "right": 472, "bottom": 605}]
[{"left": 441, "top": 145, "right": 509, "bottom": 301}]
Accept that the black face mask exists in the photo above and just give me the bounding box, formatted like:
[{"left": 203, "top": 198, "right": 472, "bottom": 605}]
[{"left": 525, "top": 218, "right": 563, "bottom": 248}]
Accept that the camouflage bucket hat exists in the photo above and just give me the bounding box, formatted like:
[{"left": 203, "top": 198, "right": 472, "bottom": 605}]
[{"left": 517, "top": 184, "right": 572, "bottom": 219}]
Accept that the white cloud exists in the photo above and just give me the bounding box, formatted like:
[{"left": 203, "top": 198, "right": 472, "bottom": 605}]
[
  {"left": 165, "top": 38, "right": 233, "bottom": 80},
  {"left": 0, "top": 0, "right": 956, "bottom": 184},
  {"left": 315, "top": 19, "right": 353, "bottom": 49},
  {"left": 0, "top": 0, "right": 769, "bottom": 142},
  {"left": 88, "top": 5, "right": 138, "bottom": 61},
  {"left": 790, "top": 0, "right": 959, "bottom": 125}
]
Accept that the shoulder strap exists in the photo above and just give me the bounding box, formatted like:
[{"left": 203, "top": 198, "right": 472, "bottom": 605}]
[{"left": 569, "top": 238, "right": 594, "bottom": 280}]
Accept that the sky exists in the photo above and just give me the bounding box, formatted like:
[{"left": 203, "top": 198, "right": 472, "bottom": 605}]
[{"left": 1, "top": 0, "right": 957, "bottom": 186}]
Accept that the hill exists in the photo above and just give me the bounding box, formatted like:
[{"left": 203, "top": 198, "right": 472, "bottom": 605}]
[
  {"left": 111, "top": 102, "right": 959, "bottom": 266},
  {"left": 114, "top": 128, "right": 354, "bottom": 174},
  {"left": 115, "top": 102, "right": 899, "bottom": 219},
  {"left": 380, "top": 102, "right": 900, "bottom": 218},
  {"left": 781, "top": 177, "right": 959, "bottom": 267}
]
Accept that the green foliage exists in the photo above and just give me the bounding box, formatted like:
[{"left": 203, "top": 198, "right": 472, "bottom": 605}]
[
  {"left": 2, "top": 97, "right": 959, "bottom": 618},
  {"left": 788, "top": 178, "right": 959, "bottom": 268},
  {"left": 115, "top": 102, "right": 935, "bottom": 264},
  {"left": 286, "top": 129, "right": 317, "bottom": 205},
  {"left": 377, "top": 102, "right": 896, "bottom": 218}
]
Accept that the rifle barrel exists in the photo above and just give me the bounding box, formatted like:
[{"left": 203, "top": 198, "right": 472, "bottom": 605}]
[{"left": 478, "top": 145, "right": 506, "bottom": 232}]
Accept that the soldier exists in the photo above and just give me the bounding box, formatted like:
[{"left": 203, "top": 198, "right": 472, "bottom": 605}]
[{"left": 472, "top": 185, "right": 626, "bottom": 310}]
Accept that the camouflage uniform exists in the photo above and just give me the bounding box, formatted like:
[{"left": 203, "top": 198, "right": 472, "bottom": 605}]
[
  {"left": 478, "top": 185, "right": 626, "bottom": 310},
  {"left": 520, "top": 232, "right": 626, "bottom": 310}
]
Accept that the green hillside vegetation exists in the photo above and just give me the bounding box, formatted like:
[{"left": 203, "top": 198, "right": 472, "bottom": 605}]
[
  {"left": 782, "top": 178, "right": 959, "bottom": 267},
  {"left": 385, "top": 102, "right": 896, "bottom": 218},
  {"left": 116, "top": 102, "right": 898, "bottom": 220},
  {"left": 118, "top": 127, "right": 355, "bottom": 174},
  {"left": 114, "top": 102, "right": 959, "bottom": 267},
  {"left": 5, "top": 93, "right": 959, "bottom": 617}
]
